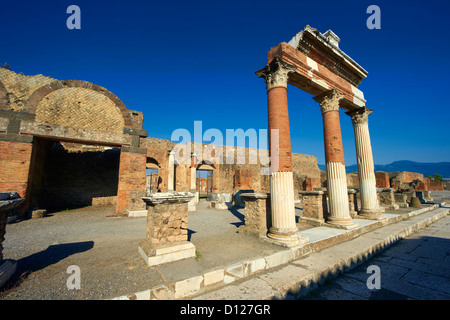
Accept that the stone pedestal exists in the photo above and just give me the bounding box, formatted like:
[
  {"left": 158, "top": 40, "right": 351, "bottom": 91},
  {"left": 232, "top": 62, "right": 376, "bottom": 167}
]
[
  {"left": 394, "top": 192, "right": 409, "bottom": 208},
  {"left": 298, "top": 191, "right": 326, "bottom": 225},
  {"left": 348, "top": 189, "right": 358, "bottom": 218},
  {"left": 187, "top": 190, "right": 198, "bottom": 212},
  {"left": 416, "top": 191, "right": 433, "bottom": 204},
  {"left": 0, "top": 192, "right": 25, "bottom": 288},
  {"left": 377, "top": 188, "right": 399, "bottom": 211},
  {"left": 233, "top": 189, "right": 254, "bottom": 208},
  {"left": 210, "top": 193, "right": 231, "bottom": 210},
  {"left": 138, "top": 192, "right": 195, "bottom": 266},
  {"left": 238, "top": 193, "right": 270, "bottom": 238}
]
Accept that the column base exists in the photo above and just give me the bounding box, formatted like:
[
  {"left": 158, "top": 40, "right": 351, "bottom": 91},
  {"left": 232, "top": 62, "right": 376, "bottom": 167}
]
[
  {"left": 138, "top": 240, "right": 196, "bottom": 267},
  {"left": 325, "top": 217, "right": 359, "bottom": 230},
  {"left": 358, "top": 209, "right": 387, "bottom": 221},
  {"left": 267, "top": 227, "right": 309, "bottom": 248}
]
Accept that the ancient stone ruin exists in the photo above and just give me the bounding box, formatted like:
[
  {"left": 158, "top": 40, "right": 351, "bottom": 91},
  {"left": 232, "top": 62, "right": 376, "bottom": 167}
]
[{"left": 0, "top": 25, "right": 445, "bottom": 269}]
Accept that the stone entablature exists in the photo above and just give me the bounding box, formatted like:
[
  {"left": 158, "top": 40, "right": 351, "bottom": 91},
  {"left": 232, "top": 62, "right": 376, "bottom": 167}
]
[{"left": 262, "top": 26, "right": 368, "bottom": 112}]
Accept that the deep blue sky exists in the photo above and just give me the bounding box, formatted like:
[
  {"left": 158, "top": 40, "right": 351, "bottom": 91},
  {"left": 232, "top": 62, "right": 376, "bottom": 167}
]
[{"left": 1, "top": 0, "right": 449, "bottom": 165}]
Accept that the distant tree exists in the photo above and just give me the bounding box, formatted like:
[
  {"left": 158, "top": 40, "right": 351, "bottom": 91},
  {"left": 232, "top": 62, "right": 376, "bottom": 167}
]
[
  {"left": 1, "top": 62, "right": 10, "bottom": 70},
  {"left": 432, "top": 174, "right": 444, "bottom": 182}
]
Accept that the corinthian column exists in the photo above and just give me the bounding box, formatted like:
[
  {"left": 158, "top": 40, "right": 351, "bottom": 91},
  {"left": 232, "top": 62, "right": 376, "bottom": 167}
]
[
  {"left": 167, "top": 150, "right": 175, "bottom": 191},
  {"left": 314, "top": 89, "right": 358, "bottom": 230},
  {"left": 190, "top": 153, "right": 197, "bottom": 190},
  {"left": 256, "top": 57, "right": 308, "bottom": 247},
  {"left": 346, "top": 107, "right": 385, "bottom": 220}
]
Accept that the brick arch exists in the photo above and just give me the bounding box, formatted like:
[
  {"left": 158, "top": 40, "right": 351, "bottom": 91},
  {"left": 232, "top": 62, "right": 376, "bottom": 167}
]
[
  {"left": 25, "top": 80, "right": 132, "bottom": 127},
  {"left": 146, "top": 157, "right": 161, "bottom": 169},
  {"left": 0, "top": 80, "right": 9, "bottom": 110},
  {"left": 197, "top": 162, "right": 215, "bottom": 170}
]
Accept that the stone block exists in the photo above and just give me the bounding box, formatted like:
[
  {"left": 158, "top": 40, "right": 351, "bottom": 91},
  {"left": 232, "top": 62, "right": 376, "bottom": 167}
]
[
  {"left": 134, "top": 289, "right": 151, "bottom": 300},
  {"left": 298, "top": 191, "right": 326, "bottom": 225},
  {"left": 394, "top": 193, "right": 409, "bottom": 208},
  {"left": 377, "top": 188, "right": 399, "bottom": 211},
  {"left": 30, "top": 209, "right": 47, "bottom": 219},
  {"left": 138, "top": 240, "right": 196, "bottom": 267},
  {"left": 244, "top": 257, "right": 267, "bottom": 275},
  {"left": 150, "top": 284, "right": 174, "bottom": 300},
  {"left": 265, "top": 250, "right": 294, "bottom": 269},
  {"left": 173, "top": 275, "right": 204, "bottom": 299},
  {"left": 225, "top": 263, "right": 245, "bottom": 278},
  {"left": 203, "top": 269, "right": 224, "bottom": 286},
  {"left": 238, "top": 193, "right": 270, "bottom": 238}
]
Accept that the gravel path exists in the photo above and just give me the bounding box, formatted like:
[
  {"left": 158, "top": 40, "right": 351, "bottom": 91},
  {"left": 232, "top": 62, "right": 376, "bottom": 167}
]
[
  {"left": 0, "top": 201, "right": 307, "bottom": 300},
  {"left": 1, "top": 206, "right": 160, "bottom": 300}
]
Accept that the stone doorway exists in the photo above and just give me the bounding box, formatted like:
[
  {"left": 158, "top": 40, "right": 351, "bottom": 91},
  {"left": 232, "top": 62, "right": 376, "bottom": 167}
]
[
  {"left": 196, "top": 163, "right": 214, "bottom": 202},
  {"left": 28, "top": 138, "right": 121, "bottom": 213},
  {"left": 145, "top": 157, "right": 160, "bottom": 195}
]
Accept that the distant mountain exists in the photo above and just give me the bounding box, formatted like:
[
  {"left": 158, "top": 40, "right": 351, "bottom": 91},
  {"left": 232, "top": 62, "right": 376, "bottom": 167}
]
[{"left": 318, "top": 160, "right": 450, "bottom": 178}]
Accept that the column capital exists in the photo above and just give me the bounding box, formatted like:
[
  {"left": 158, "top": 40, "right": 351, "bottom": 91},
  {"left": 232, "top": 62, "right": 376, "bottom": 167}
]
[
  {"left": 346, "top": 106, "right": 373, "bottom": 126},
  {"left": 256, "top": 56, "right": 296, "bottom": 90},
  {"left": 313, "top": 89, "right": 343, "bottom": 114}
]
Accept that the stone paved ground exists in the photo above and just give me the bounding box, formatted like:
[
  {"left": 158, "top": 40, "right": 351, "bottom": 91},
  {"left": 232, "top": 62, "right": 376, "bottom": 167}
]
[{"left": 302, "top": 214, "right": 450, "bottom": 300}]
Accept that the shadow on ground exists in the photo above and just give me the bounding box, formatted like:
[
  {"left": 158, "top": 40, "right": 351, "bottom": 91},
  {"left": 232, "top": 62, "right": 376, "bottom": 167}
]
[
  {"left": 1, "top": 241, "right": 94, "bottom": 293},
  {"left": 277, "top": 235, "right": 450, "bottom": 300}
]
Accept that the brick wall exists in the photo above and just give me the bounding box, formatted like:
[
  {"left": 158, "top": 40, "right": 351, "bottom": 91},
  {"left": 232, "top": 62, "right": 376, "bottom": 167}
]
[
  {"left": 428, "top": 179, "right": 444, "bottom": 191},
  {"left": 0, "top": 140, "right": 33, "bottom": 212},
  {"left": 375, "top": 171, "right": 390, "bottom": 188},
  {"left": 234, "top": 169, "right": 253, "bottom": 190},
  {"left": 35, "top": 87, "right": 125, "bottom": 133},
  {"left": 116, "top": 150, "right": 146, "bottom": 214}
]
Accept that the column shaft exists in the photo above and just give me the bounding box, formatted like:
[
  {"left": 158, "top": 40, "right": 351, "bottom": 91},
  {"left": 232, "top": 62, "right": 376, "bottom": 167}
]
[
  {"left": 315, "top": 89, "right": 357, "bottom": 229},
  {"left": 348, "top": 107, "right": 384, "bottom": 219},
  {"left": 167, "top": 151, "right": 175, "bottom": 191},
  {"left": 256, "top": 57, "right": 308, "bottom": 247}
]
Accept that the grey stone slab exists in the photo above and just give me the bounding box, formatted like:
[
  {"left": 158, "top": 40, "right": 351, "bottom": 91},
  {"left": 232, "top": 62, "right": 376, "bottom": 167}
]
[
  {"left": 382, "top": 213, "right": 402, "bottom": 220},
  {"left": 387, "top": 238, "right": 424, "bottom": 254},
  {"left": 258, "top": 264, "right": 313, "bottom": 295},
  {"left": 402, "top": 269, "right": 450, "bottom": 295},
  {"left": 331, "top": 276, "right": 373, "bottom": 299},
  {"left": 371, "top": 253, "right": 392, "bottom": 263},
  {"left": 299, "top": 227, "right": 345, "bottom": 243},
  {"left": 372, "top": 274, "right": 449, "bottom": 300},
  {"left": 416, "top": 257, "right": 450, "bottom": 272},
  {"left": 388, "top": 258, "right": 450, "bottom": 279},
  {"left": 193, "top": 278, "right": 278, "bottom": 300},
  {"left": 346, "top": 261, "right": 410, "bottom": 282},
  {"left": 352, "top": 219, "right": 379, "bottom": 228},
  {"left": 378, "top": 251, "right": 418, "bottom": 262},
  {"left": 410, "top": 243, "right": 448, "bottom": 261},
  {"left": 305, "top": 283, "right": 364, "bottom": 300}
]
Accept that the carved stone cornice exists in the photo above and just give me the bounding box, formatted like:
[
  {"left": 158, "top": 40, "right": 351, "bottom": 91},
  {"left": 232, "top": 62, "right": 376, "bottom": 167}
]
[
  {"left": 346, "top": 106, "right": 373, "bottom": 126},
  {"left": 313, "top": 89, "right": 342, "bottom": 114},
  {"left": 256, "top": 56, "right": 296, "bottom": 90}
]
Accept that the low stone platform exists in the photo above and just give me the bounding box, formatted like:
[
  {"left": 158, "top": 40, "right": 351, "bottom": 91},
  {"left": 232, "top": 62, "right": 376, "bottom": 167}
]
[
  {"left": 113, "top": 201, "right": 449, "bottom": 300},
  {"left": 1, "top": 197, "right": 448, "bottom": 300}
]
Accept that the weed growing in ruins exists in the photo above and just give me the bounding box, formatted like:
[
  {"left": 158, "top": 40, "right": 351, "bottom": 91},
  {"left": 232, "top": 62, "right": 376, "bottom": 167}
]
[{"left": 195, "top": 250, "right": 201, "bottom": 261}]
